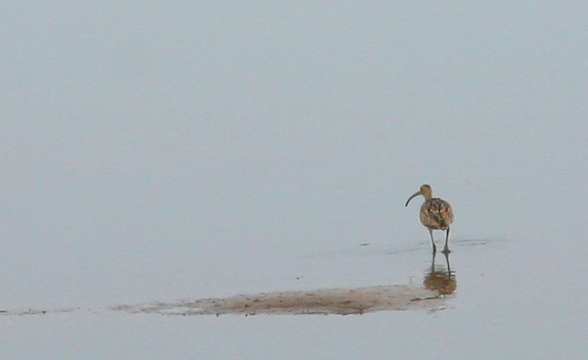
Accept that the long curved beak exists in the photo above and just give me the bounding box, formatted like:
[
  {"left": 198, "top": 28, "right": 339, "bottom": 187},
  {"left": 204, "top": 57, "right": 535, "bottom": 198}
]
[{"left": 405, "top": 191, "right": 422, "bottom": 207}]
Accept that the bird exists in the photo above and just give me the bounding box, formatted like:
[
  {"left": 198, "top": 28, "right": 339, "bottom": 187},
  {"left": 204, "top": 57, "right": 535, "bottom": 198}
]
[{"left": 405, "top": 184, "right": 454, "bottom": 254}]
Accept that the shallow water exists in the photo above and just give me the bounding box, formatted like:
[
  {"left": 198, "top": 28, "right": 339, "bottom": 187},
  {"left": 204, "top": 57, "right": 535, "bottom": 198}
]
[{"left": 3, "top": 236, "right": 585, "bottom": 359}]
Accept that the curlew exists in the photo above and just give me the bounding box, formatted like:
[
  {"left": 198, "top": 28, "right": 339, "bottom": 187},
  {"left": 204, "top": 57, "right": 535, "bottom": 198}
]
[{"left": 405, "top": 184, "right": 454, "bottom": 254}]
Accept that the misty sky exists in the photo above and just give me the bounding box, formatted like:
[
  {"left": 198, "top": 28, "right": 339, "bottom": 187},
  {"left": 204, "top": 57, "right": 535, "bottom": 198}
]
[{"left": 1, "top": 2, "right": 587, "bottom": 306}]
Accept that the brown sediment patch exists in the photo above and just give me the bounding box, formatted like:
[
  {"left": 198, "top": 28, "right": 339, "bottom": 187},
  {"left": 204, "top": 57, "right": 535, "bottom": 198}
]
[
  {"left": 0, "top": 307, "right": 77, "bottom": 317},
  {"left": 111, "top": 285, "right": 448, "bottom": 316}
]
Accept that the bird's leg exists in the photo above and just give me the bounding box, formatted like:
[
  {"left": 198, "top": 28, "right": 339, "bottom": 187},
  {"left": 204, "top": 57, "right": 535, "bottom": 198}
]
[
  {"left": 442, "top": 227, "right": 451, "bottom": 254},
  {"left": 428, "top": 229, "right": 436, "bottom": 253}
]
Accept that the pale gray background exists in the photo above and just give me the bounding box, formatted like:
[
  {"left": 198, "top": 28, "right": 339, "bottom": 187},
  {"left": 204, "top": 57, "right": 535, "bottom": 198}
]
[{"left": 1, "top": 2, "right": 587, "bottom": 359}]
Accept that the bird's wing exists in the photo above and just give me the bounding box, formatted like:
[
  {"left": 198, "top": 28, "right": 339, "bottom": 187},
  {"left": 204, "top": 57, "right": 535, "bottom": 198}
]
[{"left": 421, "top": 199, "right": 453, "bottom": 228}]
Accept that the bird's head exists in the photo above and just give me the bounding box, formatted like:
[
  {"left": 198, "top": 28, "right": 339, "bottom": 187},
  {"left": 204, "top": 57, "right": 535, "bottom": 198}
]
[{"left": 405, "top": 184, "right": 433, "bottom": 207}]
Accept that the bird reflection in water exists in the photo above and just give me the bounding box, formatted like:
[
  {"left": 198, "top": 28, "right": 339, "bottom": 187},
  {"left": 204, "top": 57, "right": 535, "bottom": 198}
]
[{"left": 423, "top": 251, "right": 456, "bottom": 296}]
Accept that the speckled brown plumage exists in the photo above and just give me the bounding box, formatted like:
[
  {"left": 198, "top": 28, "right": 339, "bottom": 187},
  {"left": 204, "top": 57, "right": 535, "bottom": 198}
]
[{"left": 405, "top": 184, "right": 454, "bottom": 253}]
